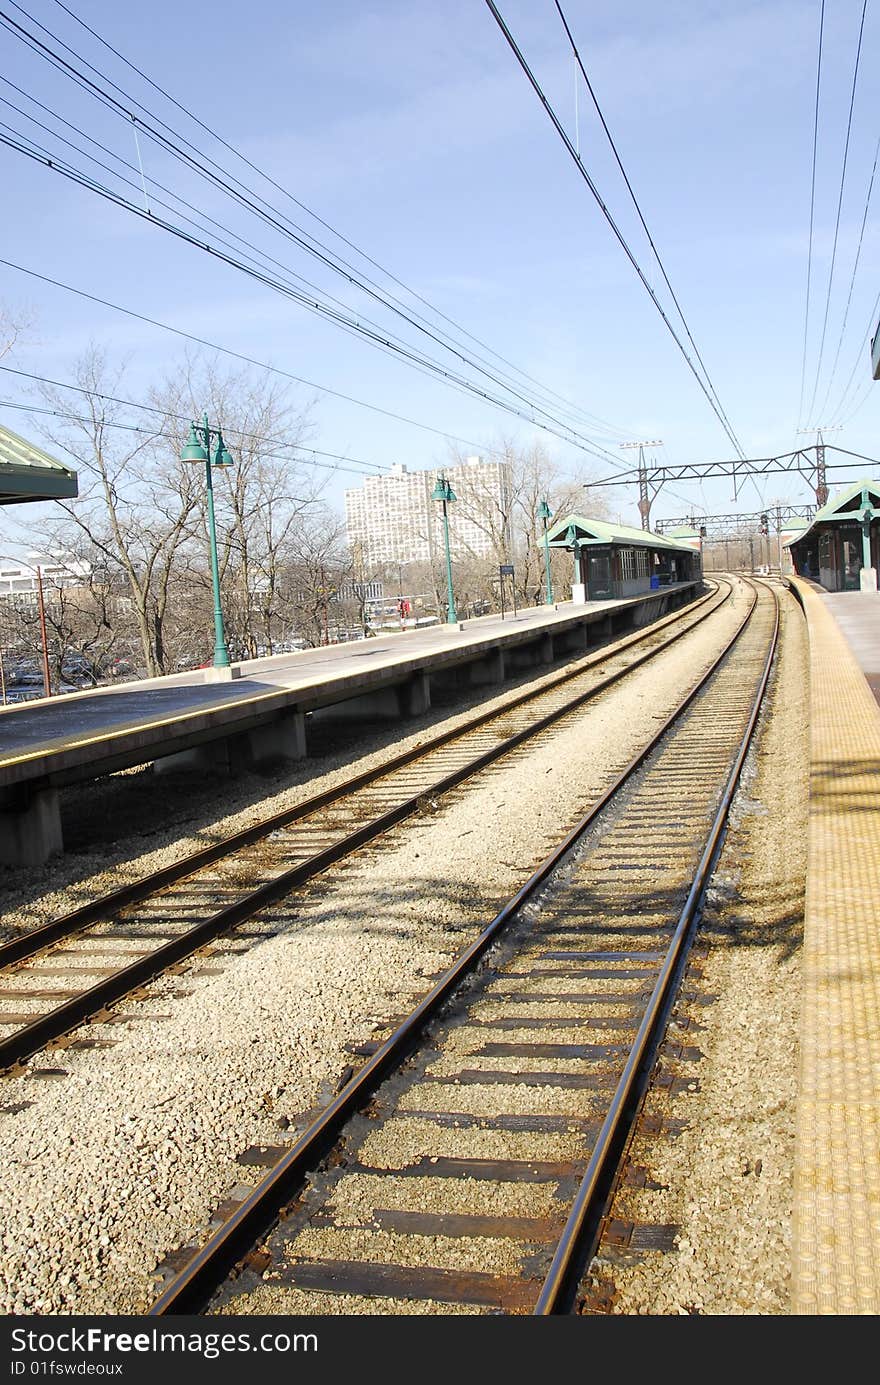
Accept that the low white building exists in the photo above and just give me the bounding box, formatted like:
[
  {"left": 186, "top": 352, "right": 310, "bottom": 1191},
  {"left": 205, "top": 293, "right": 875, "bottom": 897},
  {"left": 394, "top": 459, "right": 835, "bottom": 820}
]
[{"left": 0, "top": 552, "right": 91, "bottom": 602}]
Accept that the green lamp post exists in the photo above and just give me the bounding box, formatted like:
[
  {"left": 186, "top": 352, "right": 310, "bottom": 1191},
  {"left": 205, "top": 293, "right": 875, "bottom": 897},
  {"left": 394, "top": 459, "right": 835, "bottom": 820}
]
[
  {"left": 431, "top": 473, "right": 458, "bottom": 624},
  {"left": 538, "top": 498, "right": 554, "bottom": 604},
  {"left": 860, "top": 487, "right": 876, "bottom": 583},
  {"left": 565, "top": 522, "right": 582, "bottom": 592},
  {"left": 180, "top": 414, "right": 235, "bottom": 668}
]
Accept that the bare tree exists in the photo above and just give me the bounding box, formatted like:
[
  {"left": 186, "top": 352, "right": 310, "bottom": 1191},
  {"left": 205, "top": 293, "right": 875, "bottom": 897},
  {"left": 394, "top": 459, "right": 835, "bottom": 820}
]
[
  {"left": 281, "top": 510, "right": 350, "bottom": 648},
  {"left": 0, "top": 302, "right": 32, "bottom": 363},
  {"left": 440, "top": 439, "right": 610, "bottom": 608},
  {"left": 30, "top": 348, "right": 198, "bottom": 676},
  {"left": 152, "top": 355, "right": 320, "bottom": 658}
]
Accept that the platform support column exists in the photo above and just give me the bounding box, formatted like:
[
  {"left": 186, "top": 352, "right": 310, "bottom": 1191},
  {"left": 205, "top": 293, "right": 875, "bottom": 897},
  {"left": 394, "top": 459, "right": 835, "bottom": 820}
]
[
  {"left": 400, "top": 671, "right": 431, "bottom": 716},
  {"left": 0, "top": 786, "right": 63, "bottom": 866},
  {"left": 468, "top": 648, "right": 505, "bottom": 685},
  {"left": 246, "top": 711, "right": 307, "bottom": 763},
  {"left": 154, "top": 738, "right": 232, "bottom": 774}
]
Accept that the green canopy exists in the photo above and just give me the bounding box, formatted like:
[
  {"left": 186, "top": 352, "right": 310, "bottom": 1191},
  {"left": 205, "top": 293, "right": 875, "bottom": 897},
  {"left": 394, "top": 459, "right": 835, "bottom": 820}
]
[
  {"left": 0, "top": 423, "right": 78, "bottom": 506},
  {"left": 546, "top": 513, "right": 694, "bottom": 552}
]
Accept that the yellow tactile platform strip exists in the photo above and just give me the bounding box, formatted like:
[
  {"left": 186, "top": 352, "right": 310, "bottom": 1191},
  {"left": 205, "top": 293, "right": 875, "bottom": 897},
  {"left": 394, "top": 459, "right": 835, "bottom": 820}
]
[{"left": 790, "top": 578, "right": 880, "bottom": 1313}]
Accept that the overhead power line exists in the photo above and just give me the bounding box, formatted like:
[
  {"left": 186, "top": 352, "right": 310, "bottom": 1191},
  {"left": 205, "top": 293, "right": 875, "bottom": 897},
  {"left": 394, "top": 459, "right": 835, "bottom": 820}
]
[
  {"left": 805, "top": 0, "right": 869, "bottom": 424},
  {"left": 826, "top": 283, "right": 880, "bottom": 425},
  {"left": 1, "top": 119, "right": 629, "bottom": 467},
  {"left": 0, "top": 1, "right": 633, "bottom": 458},
  {"left": 0, "top": 364, "right": 388, "bottom": 475},
  {"left": 0, "top": 257, "right": 535, "bottom": 466},
  {"left": 482, "top": 0, "right": 747, "bottom": 461},
  {"left": 551, "top": 0, "right": 743, "bottom": 459},
  {"left": 44, "top": 0, "right": 632, "bottom": 443},
  {"left": 817, "top": 131, "right": 880, "bottom": 423},
  {"left": 0, "top": 398, "right": 380, "bottom": 486},
  {"left": 798, "top": 0, "right": 826, "bottom": 425},
  {"left": 0, "top": 120, "right": 616, "bottom": 467}
]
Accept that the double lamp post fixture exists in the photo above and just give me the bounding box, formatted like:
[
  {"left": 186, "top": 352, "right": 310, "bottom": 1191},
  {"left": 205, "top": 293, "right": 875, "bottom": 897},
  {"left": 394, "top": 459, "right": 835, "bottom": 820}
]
[
  {"left": 431, "top": 473, "right": 458, "bottom": 625},
  {"left": 538, "top": 498, "right": 554, "bottom": 604},
  {"left": 180, "top": 414, "right": 235, "bottom": 668}
]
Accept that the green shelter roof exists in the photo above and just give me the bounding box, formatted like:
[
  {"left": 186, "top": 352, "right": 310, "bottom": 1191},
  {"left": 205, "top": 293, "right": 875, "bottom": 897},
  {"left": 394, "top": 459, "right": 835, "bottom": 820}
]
[
  {"left": 783, "top": 477, "right": 880, "bottom": 548},
  {"left": 0, "top": 423, "right": 78, "bottom": 506},
  {"left": 546, "top": 513, "right": 695, "bottom": 553}
]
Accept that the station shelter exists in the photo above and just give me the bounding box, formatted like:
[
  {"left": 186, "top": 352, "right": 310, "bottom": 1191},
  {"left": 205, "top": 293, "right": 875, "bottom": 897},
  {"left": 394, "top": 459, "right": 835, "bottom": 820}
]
[
  {"left": 545, "top": 514, "right": 702, "bottom": 603},
  {"left": 0, "top": 423, "right": 78, "bottom": 508},
  {"left": 784, "top": 479, "right": 880, "bottom": 592}
]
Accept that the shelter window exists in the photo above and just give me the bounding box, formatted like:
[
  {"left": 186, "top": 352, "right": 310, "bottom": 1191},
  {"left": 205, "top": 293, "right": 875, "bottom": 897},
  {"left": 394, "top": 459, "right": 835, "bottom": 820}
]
[
  {"left": 844, "top": 538, "right": 862, "bottom": 580},
  {"left": 620, "top": 548, "right": 636, "bottom": 580},
  {"left": 635, "top": 548, "right": 650, "bottom": 577}
]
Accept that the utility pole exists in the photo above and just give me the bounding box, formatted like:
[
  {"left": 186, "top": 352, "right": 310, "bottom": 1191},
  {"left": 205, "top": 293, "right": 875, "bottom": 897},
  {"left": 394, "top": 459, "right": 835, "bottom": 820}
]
[
  {"left": 796, "top": 426, "right": 842, "bottom": 507},
  {"left": 619, "top": 440, "right": 663, "bottom": 530},
  {"left": 775, "top": 505, "right": 783, "bottom": 570},
  {"left": 816, "top": 432, "right": 828, "bottom": 507},
  {"left": 35, "top": 565, "right": 52, "bottom": 697},
  {"left": 319, "top": 564, "right": 329, "bottom": 646}
]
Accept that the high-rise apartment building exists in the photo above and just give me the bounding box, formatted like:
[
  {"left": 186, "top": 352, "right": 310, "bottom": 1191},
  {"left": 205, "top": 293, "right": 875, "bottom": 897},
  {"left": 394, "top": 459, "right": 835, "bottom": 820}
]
[{"left": 344, "top": 457, "right": 512, "bottom": 568}]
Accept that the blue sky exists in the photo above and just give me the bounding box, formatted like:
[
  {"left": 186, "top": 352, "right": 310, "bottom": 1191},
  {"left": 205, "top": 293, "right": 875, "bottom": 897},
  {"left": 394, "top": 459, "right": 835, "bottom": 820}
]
[{"left": 2, "top": 0, "right": 879, "bottom": 534}]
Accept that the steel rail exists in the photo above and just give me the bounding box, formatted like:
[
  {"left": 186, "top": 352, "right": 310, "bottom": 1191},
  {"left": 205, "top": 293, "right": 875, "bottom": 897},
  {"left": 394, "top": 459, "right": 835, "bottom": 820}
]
[
  {"left": 0, "top": 585, "right": 723, "bottom": 973},
  {"left": 147, "top": 581, "right": 761, "bottom": 1315},
  {"left": 0, "top": 591, "right": 732, "bottom": 1073},
  {"left": 533, "top": 583, "right": 780, "bottom": 1314}
]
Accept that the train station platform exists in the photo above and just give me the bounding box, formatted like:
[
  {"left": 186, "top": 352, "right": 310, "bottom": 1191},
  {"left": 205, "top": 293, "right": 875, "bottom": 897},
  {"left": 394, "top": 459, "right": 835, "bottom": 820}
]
[
  {"left": 0, "top": 583, "right": 700, "bottom": 866},
  {"left": 786, "top": 577, "right": 880, "bottom": 1312}
]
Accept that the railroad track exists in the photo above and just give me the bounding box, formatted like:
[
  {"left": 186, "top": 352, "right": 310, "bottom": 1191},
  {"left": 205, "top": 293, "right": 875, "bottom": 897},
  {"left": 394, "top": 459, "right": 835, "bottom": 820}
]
[
  {"left": 0, "top": 581, "right": 731, "bottom": 1075},
  {"left": 146, "top": 576, "right": 778, "bottom": 1316}
]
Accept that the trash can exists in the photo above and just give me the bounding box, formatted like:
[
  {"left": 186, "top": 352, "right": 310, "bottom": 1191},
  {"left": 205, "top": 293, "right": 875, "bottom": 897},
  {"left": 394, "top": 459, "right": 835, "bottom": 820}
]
[{"left": 650, "top": 574, "right": 660, "bottom": 589}]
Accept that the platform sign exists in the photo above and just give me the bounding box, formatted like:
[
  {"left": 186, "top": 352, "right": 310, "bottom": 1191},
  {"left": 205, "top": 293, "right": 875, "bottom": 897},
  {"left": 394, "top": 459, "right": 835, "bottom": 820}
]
[
  {"left": 872, "top": 317, "right": 880, "bottom": 380},
  {"left": 498, "top": 564, "right": 516, "bottom": 619}
]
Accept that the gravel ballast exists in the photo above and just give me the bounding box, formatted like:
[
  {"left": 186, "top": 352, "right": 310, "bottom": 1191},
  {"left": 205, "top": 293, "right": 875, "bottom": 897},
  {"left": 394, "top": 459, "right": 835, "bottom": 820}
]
[{"left": 0, "top": 582, "right": 806, "bottom": 1315}]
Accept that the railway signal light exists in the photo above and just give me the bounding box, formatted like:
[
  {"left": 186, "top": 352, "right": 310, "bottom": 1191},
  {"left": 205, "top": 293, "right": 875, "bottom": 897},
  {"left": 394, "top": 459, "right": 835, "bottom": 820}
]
[{"left": 760, "top": 513, "right": 769, "bottom": 536}]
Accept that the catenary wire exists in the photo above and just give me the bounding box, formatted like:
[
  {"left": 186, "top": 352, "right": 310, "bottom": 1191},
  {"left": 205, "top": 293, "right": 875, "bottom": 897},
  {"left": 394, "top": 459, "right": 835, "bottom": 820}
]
[
  {"left": 798, "top": 0, "right": 825, "bottom": 427},
  {"left": 1, "top": 82, "right": 606, "bottom": 449},
  {"left": 0, "top": 397, "right": 378, "bottom": 481},
  {"left": 481, "top": 0, "right": 747, "bottom": 461},
  {"left": 0, "top": 256, "right": 569, "bottom": 468},
  {"left": 0, "top": 261, "right": 535, "bottom": 464},
  {"left": 0, "top": 121, "right": 623, "bottom": 465},
  {"left": 552, "top": 0, "right": 743, "bottom": 458},
  {"left": 1, "top": 3, "right": 630, "bottom": 451},
  {"left": 0, "top": 115, "right": 619, "bottom": 466},
  {"left": 827, "top": 285, "right": 880, "bottom": 424},
  {"left": 805, "top": 0, "right": 868, "bottom": 424},
  {"left": 41, "top": 0, "right": 636, "bottom": 442},
  {"left": 817, "top": 131, "right": 880, "bottom": 422},
  {"left": 0, "top": 123, "right": 625, "bottom": 467},
  {"left": 0, "top": 365, "right": 389, "bottom": 474}
]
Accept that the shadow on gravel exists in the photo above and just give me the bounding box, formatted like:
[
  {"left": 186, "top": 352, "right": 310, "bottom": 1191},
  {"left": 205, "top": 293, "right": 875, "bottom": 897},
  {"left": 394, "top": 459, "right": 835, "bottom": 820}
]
[{"left": 698, "top": 878, "right": 804, "bottom": 964}]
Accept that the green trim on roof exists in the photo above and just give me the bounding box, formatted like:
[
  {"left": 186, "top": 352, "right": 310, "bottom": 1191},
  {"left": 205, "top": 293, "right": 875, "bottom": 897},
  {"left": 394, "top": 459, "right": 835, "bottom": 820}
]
[
  {"left": 0, "top": 423, "right": 78, "bottom": 506},
  {"left": 546, "top": 512, "right": 695, "bottom": 553},
  {"left": 812, "top": 477, "right": 880, "bottom": 521},
  {"left": 783, "top": 477, "right": 880, "bottom": 548}
]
